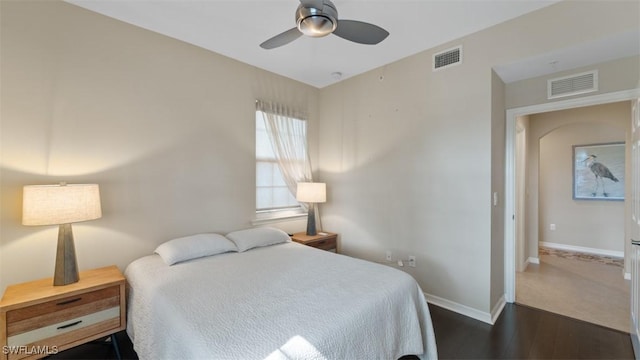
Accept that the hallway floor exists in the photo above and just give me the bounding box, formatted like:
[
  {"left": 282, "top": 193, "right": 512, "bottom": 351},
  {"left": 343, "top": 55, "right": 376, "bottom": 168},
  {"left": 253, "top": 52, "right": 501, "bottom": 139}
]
[{"left": 516, "top": 249, "right": 629, "bottom": 333}]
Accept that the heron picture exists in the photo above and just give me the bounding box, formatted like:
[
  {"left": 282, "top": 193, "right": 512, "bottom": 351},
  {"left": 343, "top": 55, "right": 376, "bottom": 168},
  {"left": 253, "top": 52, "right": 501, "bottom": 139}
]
[{"left": 573, "top": 142, "right": 625, "bottom": 200}]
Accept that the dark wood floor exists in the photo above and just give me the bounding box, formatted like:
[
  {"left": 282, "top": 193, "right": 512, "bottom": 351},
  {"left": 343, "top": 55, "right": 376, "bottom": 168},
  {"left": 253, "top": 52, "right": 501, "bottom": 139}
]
[
  {"left": 432, "top": 303, "right": 633, "bottom": 359},
  {"left": 48, "top": 303, "right": 634, "bottom": 359}
]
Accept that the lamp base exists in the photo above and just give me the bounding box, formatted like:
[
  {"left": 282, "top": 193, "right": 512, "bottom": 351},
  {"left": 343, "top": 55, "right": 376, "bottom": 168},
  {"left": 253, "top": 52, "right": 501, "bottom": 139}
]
[
  {"left": 306, "top": 204, "right": 317, "bottom": 236},
  {"left": 54, "top": 223, "right": 79, "bottom": 286}
]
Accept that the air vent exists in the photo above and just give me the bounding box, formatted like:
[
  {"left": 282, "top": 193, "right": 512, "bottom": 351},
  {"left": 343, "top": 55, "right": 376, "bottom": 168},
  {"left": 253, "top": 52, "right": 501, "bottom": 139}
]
[
  {"left": 547, "top": 70, "right": 598, "bottom": 99},
  {"left": 433, "top": 45, "right": 462, "bottom": 71}
]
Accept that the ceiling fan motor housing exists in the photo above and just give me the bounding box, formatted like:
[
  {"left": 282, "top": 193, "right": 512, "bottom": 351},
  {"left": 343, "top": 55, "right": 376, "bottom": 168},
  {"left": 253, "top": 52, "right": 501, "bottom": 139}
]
[{"left": 296, "top": 0, "right": 338, "bottom": 37}]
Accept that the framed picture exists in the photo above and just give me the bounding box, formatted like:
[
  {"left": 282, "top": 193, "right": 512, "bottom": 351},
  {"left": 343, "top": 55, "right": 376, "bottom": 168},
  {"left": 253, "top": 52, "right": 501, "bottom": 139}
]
[{"left": 573, "top": 142, "right": 625, "bottom": 200}]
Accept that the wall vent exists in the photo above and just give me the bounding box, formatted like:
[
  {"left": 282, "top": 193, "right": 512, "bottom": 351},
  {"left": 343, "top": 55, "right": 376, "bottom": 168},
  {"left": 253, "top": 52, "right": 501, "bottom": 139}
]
[
  {"left": 433, "top": 45, "right": 462, "bottom": 71},
  {"left": 547, "top": 70, "right": 598, "bottom": 99}
]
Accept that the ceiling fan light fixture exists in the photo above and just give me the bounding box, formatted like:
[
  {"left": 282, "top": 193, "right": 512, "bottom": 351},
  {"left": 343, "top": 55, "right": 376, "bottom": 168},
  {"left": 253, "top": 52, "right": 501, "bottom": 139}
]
[
  {"left": 296, "top": 1, "right": 338, "bottom": 38},
  {"left": 299, "top": 16, "right": 335, "bottom": 37}
]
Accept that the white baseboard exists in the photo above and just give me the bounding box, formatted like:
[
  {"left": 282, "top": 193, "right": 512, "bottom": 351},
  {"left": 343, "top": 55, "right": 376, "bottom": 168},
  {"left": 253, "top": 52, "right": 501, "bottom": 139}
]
[
  {"left": 424, "top": 292, "right": 500, "bottom": 325},
  {"left": 527, "top": 257, "right": 539, "bottom": 265},
  {"left": 540, "top": 241, "right": 623, "bottom": 258},
  {"left": 519, "top": 257, "right": 536, "bottom": 272},
  {"left": 490, "top": 295, "right": 506, "bottom": 324}
]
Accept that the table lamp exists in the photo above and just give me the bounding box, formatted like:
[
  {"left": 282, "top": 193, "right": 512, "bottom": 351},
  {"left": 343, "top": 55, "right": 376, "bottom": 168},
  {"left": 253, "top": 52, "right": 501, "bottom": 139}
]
[
  {"left": 22, "top": 183, "right": 102, "bottom": 286},
  {"left": 296, "top": 182, "right": 326, "bottom": 236}
]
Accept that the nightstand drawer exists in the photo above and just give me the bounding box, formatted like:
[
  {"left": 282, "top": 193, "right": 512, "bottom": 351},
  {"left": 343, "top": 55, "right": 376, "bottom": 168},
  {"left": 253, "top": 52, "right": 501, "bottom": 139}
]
[
  {"left": 306, "top": 237, "right": 337, "bottom": 251},
  {"left": 7, "top": 286, "right": 119, "bottom": 325},
  {"left": 6, "top": 286, "right": 121, "bottom": 348},
  {"left": 7, "top": 307, "right": 120, "bottom": 347}
]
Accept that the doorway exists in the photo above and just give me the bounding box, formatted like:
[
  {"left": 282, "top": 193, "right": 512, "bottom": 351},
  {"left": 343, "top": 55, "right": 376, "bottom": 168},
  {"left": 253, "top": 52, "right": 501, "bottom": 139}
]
[
  {"left": 504, "top": 89, "right": 640, "bottom": 320},
  {"left": 516, "top": 110, "right": 629, "bottom": 332}
]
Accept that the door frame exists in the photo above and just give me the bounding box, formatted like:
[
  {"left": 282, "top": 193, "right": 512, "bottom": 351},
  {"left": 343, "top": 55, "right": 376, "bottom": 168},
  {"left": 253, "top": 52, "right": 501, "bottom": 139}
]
[{"left": 504, "top": 88, "right": 640, "bottom": 303}]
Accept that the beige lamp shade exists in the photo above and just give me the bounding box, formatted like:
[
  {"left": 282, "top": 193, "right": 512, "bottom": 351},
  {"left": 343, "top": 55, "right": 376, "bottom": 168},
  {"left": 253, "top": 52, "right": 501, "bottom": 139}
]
[
  {"left": 296, "top": 182, "right": 326, "bottom": 203},
  {"left": 23, "top": 184, "right": 102, "bottom": 225}
]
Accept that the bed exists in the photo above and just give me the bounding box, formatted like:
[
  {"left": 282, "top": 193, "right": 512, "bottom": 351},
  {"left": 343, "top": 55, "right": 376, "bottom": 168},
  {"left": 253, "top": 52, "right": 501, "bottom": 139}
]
[{"left": 125, "top": 227, "right": 437, "bottom": 360}]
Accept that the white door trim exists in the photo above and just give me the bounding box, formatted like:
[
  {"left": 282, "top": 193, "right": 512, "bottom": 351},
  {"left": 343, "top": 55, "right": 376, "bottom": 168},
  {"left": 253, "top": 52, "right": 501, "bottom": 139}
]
[{"left": 504, "top": 88, "right": 640, "bottom": 303}]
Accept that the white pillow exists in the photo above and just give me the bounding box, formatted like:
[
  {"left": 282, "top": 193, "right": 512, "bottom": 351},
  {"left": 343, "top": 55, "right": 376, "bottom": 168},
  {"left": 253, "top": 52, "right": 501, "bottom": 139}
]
[
  {"left": 155, "top": 233, "right": 238, "bottom": 265},
  {"left": 225, "top": 227, "right": 291, "bottom": 252}
]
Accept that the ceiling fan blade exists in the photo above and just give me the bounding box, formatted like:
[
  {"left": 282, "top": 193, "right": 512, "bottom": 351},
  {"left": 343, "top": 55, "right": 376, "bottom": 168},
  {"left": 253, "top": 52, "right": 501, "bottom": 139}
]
[
  {"left": 260, "top": 27, "right": 302, "bottom": 49},
  {"left": 333, "top": 19, "right": 389, "bottom": 45}
]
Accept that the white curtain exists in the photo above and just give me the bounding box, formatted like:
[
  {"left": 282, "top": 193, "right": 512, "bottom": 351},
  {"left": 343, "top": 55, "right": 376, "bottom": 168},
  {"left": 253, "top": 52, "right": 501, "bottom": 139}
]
[{"left": 256, "top": 100, "right": 313, "bottom": 209}]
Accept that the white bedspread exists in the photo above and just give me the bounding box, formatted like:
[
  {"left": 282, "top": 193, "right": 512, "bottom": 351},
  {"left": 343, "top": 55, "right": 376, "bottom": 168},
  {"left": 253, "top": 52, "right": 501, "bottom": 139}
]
[{"left": 125, "top": 242, "right": 437, "bottom": 360}]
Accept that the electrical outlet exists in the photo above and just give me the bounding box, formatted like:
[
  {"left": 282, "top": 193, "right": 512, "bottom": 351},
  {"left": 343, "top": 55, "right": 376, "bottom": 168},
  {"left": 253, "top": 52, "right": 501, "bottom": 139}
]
[
  {"left": 408, "top": 256, "right": 416, "bottom": 267},
  {"left": 386, "top": 251, "right": 392, "bottom": 261},
  {"left": 550, "top": 224, "right": 556, "bottom": 231}
]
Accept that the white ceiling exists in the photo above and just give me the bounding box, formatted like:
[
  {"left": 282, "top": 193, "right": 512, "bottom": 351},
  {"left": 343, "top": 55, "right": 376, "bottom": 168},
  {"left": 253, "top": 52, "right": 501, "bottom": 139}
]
[{"left": 65, "top": 0, "right": 636, "bottom": 88}]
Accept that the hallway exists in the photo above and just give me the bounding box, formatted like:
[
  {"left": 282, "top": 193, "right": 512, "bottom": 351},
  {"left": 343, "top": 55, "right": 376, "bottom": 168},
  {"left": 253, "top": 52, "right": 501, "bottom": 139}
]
[{"left": 516, "top": 248, "right": 629, "bottom": 333}]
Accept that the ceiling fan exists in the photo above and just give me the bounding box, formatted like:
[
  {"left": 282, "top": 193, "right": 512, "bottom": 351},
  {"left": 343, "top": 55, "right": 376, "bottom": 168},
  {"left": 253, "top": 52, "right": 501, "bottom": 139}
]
[{"left": 260, "top": 0, "right": 389, "bottom": 50}]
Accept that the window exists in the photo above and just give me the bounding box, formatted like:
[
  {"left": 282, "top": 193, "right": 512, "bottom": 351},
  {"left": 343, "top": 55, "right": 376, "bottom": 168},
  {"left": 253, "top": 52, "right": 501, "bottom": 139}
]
[{"left": 255, "top": 109, "right": 307, "bottom": 214}]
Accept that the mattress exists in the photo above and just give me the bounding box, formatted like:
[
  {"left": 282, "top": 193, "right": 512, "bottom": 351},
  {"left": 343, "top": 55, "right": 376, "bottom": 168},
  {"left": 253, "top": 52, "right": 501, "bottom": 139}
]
[{"left": 125, "top": 241, "right": 437, "bottom": 359}]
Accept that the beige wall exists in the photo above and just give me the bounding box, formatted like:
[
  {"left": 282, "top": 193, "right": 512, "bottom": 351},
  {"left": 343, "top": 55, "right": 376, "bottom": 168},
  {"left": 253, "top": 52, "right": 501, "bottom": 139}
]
[
  {"left": 0, "top": 1, "right": 317, "bottom": 291},
  {"left": 318, "top": 0, "right": 639, "bottom": 316},
  {"left": 506, "top": 56, "right": 640, "bottom": 109},
  {"left": 531, "top": 103, "right": 629, "bottom": 256},
  {"left": 491, "top": 70, "right": 506, "bottom": 309}
]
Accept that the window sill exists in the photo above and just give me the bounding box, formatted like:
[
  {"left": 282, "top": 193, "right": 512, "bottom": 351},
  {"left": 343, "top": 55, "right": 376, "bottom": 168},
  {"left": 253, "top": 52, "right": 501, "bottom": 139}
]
[{"left": 252, "top": 210, "right": 307, "bottom": 226}]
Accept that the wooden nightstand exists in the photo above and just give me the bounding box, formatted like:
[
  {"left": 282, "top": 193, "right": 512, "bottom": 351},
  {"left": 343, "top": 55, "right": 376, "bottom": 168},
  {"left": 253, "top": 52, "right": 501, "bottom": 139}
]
[
  {"left": 291, "top": 231, "right": 338, "bottom": 252},
  {"left": 0, "top": 265, "right": 126, "bottom": 360}
]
